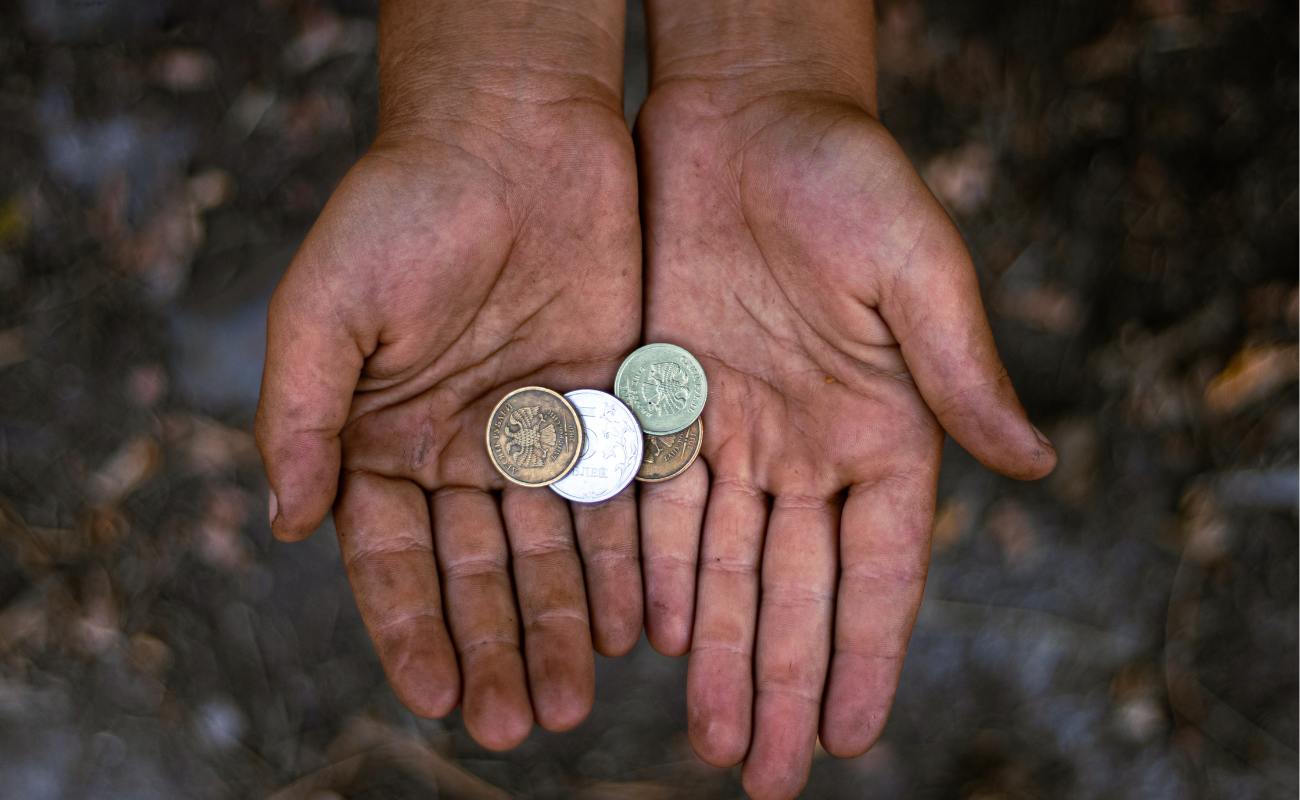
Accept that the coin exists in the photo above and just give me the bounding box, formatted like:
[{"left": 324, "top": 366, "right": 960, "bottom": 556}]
[
  {"left": 550, "top": 390, "right": 644, "bottom": 504},
  {"left": 614, "top": 343, "right": 708, "bottom": 436},
  {"left": 637, "top": 417, "right": 703, "bottom": 483},
  {"left": 486, "top": 387, "right": 583, "bottom": 487}
]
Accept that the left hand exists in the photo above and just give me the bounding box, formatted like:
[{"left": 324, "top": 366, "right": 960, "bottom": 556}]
[{"left": 635, "top": 80, "right": 1056, "bottom": 799}]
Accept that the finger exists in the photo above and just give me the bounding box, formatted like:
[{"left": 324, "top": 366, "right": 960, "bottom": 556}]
[
  {"left": 431, "top": 487, "right": 533, "bottom": 751},
  {"left": 335, "top": 471, "right": 460, "bottom": 718},
  {"left": 880, "top": 209, "right": 1056, "bottom": 481},
  {"left": 819, "top": 471, "right": 934, "bottom": 758},
  {"left": 742, "top": 498, "right": 837, "bottom": 800},
  {"left": 255, "top": 269, "right": 364, "bottom": 542},
  {"left": 570, "top": 485, "right": 643, "bottom": 657},
  {"left": 686, "top": 476, "right": 767, "bottom": 767},
  {"left": 501, "top": 486, "right": 595, "bottom": 732},
  {"left": 639, "top": 457, "right": 709, "bottom": 656}
]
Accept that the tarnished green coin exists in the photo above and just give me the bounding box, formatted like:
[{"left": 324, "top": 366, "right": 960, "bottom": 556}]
[
  {"left": 637, "top": 417, "right": 703, "bottom": 483},
  {"left": 615, "top": 343, "right": 707, "bottom": 436},
  {"left": 486, "top": 387, "right": 583, "bottom": 487}
]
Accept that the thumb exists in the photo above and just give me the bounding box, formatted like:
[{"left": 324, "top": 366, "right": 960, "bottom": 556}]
[
  {"left": 882, "top": 220, "right": 1056, "bottom": 481},
  {"left": 255, "top": 268, "right": 364, "bottom": 541}
]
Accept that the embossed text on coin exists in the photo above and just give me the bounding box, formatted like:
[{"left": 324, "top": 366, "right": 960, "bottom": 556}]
[
  {"left": 551, "top": 390, "right": 644, "bottom": 504},
  {"left": 486, "top": 387, "right": 583, "bottom": 487}
]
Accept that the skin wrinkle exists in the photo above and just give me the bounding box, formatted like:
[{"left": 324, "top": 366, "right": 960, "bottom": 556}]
[
  {"left": 440, "top": 556, "right": 512, "bottom": 582},
  {"left": 758, "top": 583, "right": 832, "bottom": 608},
  {"left": 342, "top": 535, "right": 434, "bottom": 568},
  {"left": 838, "top": 561, "right": 927, "bottom": 589},
  {"left": 707, "top": 475, "right": 766, "bottom": 501},
  {"left": 769, "top": 493, "right": 831, "bottom": 511},
  {"left": 310, "top": 225, "right": 375, "bottom": 355},
  {"left": 455, "top": 635, "right": 522, "bottom": 658},
  {"left": 691, "top": 641, "right": 753, "bottom": 657},
  {"left": 524, "top": 608, "right": 589, "bottom": 628},
  {"left": 644, "top": 551, "right": 697, "bottom": 569},
  {"left": 702, "top": 558, "right": 760, "bottom": 577},
  {"left": 372, "top": 609, "right": 447, "bottom": 635},
  {"left": 640, "top": 489, "right": 707, "bottom": 511},
  {"left": 580, "top": 548, "right": 638, "bottom": 567},
  {"left": 753, "top": 684, "right": 825, "bottom": 704},
  {"left": 431, "top": 485, "right": 493, "bottom": 500}
]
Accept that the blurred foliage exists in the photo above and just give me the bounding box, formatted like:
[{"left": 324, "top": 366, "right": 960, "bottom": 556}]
[{"left": 0, "top": 0, "right": 1294, "bottom": 798}]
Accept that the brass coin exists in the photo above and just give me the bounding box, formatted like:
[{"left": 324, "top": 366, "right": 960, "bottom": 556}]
[
  {"left": 485, "top": 387, "right": 583, "bottom": 487},
  {"left": 636, "top": 417, "right": 703, "bottom": 483},
  {"left": 614, "top": 343, "right": 707, "bottom": 435}
]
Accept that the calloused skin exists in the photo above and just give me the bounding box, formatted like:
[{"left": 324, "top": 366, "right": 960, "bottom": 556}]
[
  {"left": 635, "top": 84, "right": 1056, "bottom": 799},
  {"left": 255, "top": 56, "right": 646, "bottom": 749}
]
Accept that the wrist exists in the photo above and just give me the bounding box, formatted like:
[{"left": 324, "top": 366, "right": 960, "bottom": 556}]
[
  {"left": 643, "top": 0, "right": 877, "bottom": 117},
  {"left": 376, "top": 0, "right": 627, "bottom": 144}
]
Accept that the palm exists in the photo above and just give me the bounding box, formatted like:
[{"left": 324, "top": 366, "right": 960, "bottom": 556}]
[
  {"left": 332, "top": 142, "right": 638, "bottom": 491},
  {"left": 257, "top": 110, "right": 643, "bottom": 750},
  {"left": 637, "top": 93, "right": 1052, "bottom": 799}
]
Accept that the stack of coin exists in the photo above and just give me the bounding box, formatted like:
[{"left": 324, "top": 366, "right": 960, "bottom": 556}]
[
  {"left": 614, "top": 343, "right": 706, "bottom": 484},
  {"left": 485, "top": 344, "right": 707, "bottom": 502}
]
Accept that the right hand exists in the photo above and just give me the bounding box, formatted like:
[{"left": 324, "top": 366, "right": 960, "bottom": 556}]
[{"left": 255, "top": 0, "right": 641, "bottom": 751}]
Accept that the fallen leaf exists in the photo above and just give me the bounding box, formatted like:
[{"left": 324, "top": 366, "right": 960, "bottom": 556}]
[
  {"left": 1203, "top": 343, "right": 1299, "bottom": 414},
  {"left": 993, "top": 284, "right": 1085, "bottom": 335},
  {"left": 152, "top": 47, "right": 217, "bottom": 92},
  {"left": 923, "top": 143, "right": 995, "bottom": 216},
  {"left": 984, "top": 499, "right": 1038, "bottom": 565},
  {"left": 1047, "top": 416, "right": 1102, "bottom": 507},
  {"left": 85, "top": 435, "right": 162, "bottom": 506},
  {"left": 932, "top": 497, "right": 972, "bottom": 553}
]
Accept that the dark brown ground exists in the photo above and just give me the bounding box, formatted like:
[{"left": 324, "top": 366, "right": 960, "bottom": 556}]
[{"left": 0, "top": 1, "right": 1295, "bottom": 798}]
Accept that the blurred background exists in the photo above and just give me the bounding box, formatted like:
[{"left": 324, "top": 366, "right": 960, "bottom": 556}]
[{"left": 0, "top": 0, "right": 1295, "bottom": 797}]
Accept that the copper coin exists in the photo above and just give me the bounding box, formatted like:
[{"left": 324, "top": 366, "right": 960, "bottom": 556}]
[
  {"left": 485, "top": 387, "right": 583, "bottom": 487},
  {"left": 636, "top": 416, "right": 703, "bottom": 483}
]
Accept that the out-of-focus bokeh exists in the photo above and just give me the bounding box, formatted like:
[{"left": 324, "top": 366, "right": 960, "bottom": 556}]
[{"left": 0, "top": 0, "right": 1295, "bottom": 797}]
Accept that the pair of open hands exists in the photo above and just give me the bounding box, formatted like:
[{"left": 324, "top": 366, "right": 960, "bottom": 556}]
[{"left": 255, "top": 56, "right": 1055, "bottom": 799}]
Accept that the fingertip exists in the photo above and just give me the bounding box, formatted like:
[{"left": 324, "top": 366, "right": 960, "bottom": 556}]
[
  {"left": 465, "top": 681, "right": 534, "bottom": 751},
  {"left": 645, "top": 576, "right": 693, "bottom": 656},
  {"left": 686, "top": 691, "right": 750, "bottom": 768},
  {"left": 533, "top": 675, "right": 593, "bottom": 732},
  {"left": 594, "top": 609, "right": 643, "bottom": 658},
  {"left": 818, "top": 654, "right": 899, "bottom": 760},
  {"left": 646, "top": 611, "right": 691, "bottom": 658},
  {"left": 943, "top": 401, "right": 1057, "bottom": 482},
  {"left": 266, "top": 487, "right": 305, "bottom": 542},
  {"left": 992, "top": 420, "right": 1057, "bottom": 481},
  {"left": 688, "top": 723, "right": 749, "bottom": 769},
  {"left": 1025, "top": 423, "right": 1058, "bottom": 479},
  {"left": 818, "top": 722, "right": 881, "bottom": 760},
  {"left": 471, "top": 713, "right": 533, "bottom": 752},
  {"left": 392, "top": 647, "right": 461, "bottom": 720},
  {"left": 267, "top": 493, "right": 328, "bottom": 542},
  {"left": 741, "top": 762, "right": 810, "bottom": 800}
]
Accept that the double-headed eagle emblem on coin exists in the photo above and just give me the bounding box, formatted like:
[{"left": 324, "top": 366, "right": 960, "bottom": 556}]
[
  {"left": 503, "top": 405, "right": 557, "bottom": 468},
  {"left": 641, "top": 361, "right": 691, "bottom": 416}
]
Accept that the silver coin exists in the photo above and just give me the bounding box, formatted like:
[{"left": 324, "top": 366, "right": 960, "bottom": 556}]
[
  {"left": 614, "top": 343, "right": 707, "bottom": 436},
  {"left": 550, "top": 390, "right": 644, "bottom": 504}
]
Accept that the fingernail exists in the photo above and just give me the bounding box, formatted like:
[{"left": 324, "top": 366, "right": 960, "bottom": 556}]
[
  {"left": 1030, "top": 424, "right": 1053, "bottom": 448},
  {"left": 268, "top": 489, "right": 279, "bottom": 527}
]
